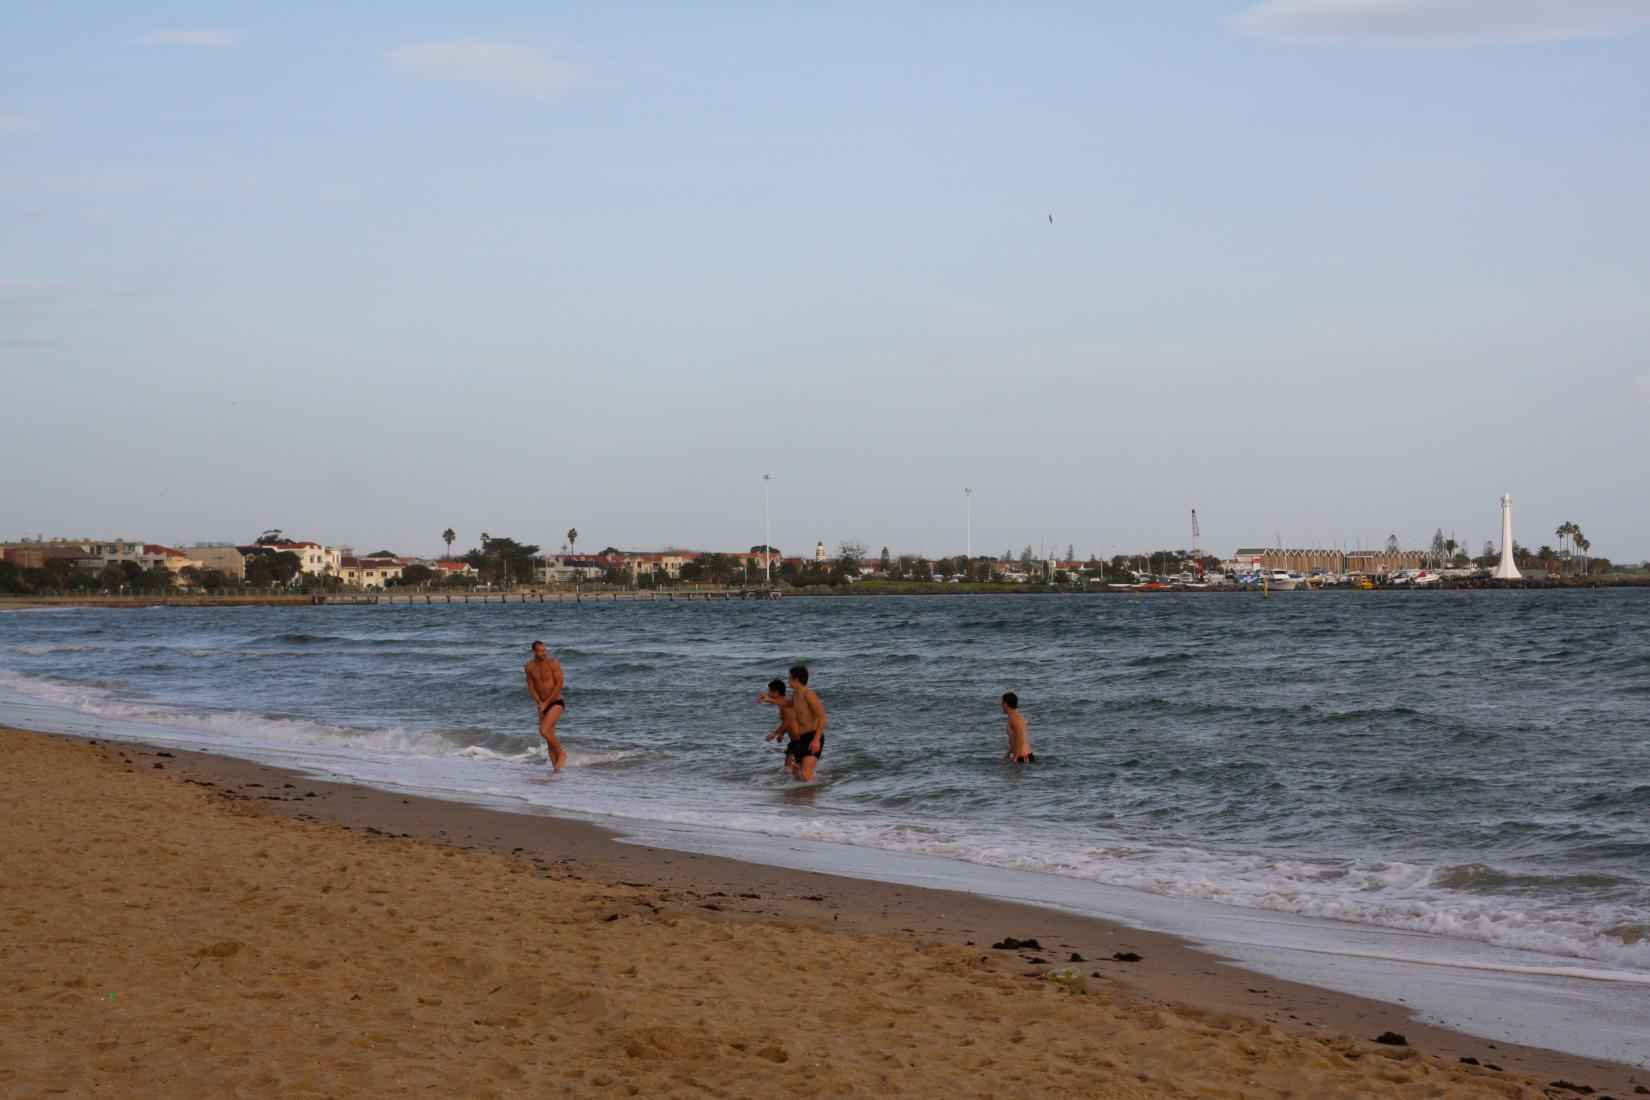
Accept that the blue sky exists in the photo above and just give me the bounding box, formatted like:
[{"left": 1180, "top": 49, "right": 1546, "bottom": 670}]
[{"left": 4, "top": 2, "right": 1648, "bottom": 561}]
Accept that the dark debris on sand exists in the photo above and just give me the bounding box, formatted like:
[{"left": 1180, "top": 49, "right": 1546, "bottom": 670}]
[{"left": 991, "top": 937, "right": 1042, "bottom": 951}]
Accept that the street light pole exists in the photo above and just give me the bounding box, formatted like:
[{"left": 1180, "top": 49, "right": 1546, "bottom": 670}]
[
  {"left": 964, "top": 487, "right": 972, "bottom": 561},
  {"left": 763, "top": 474, "right": 771, "bottom": 584}
]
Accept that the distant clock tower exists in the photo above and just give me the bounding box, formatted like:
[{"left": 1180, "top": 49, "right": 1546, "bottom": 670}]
[{"left": 816, "top": 541, "right": 826, "bottom": 563}]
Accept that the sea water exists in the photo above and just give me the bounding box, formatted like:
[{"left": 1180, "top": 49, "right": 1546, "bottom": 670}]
[{"left": 3, "top": 591, "right": 1647, "bottom": 1060}]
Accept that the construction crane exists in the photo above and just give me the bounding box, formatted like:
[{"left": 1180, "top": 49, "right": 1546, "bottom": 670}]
[{"left": 1191, "top": 509, "right": 1204, "bottom": 578}]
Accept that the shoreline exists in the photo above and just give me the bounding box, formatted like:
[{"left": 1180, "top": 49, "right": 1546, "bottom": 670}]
[
  {"left": 6, "top": 723, "right": 1643, "bottom": 1097},
  {"left": 4, "top": 578, "right": 1646, "bottom": 611}
]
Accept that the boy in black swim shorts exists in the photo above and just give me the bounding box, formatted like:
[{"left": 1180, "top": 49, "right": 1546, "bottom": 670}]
[{"left": 759, "top": 678, "right": 801, "bottom": 777}]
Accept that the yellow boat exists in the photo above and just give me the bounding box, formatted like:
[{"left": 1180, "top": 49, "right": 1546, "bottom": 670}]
[{"left": 1350, "top": 576, "right": 1374, "bottom": 590}]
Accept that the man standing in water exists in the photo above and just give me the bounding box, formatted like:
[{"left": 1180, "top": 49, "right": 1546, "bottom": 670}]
[
  {"left": 1001, "top": 691, "right": 1033, "bottom": 764},
  {"left": 786, "top": 664, "right": 827, "bottom": 782},
  {"left": 525, "top": 641, "right": 567, "bottom": 771}
]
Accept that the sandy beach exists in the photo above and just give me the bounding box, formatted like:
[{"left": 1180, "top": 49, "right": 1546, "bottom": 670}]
[{"left": 2, "top": 725, "right": 1642, "bottom": 1099}]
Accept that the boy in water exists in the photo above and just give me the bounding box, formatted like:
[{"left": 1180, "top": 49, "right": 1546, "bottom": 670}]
[
  {"left": 1001, "top": 692, "right": 1034, "bottom": 764},
  {"left": 786, "top": 664, "right": 827, "bottom": 782},
  {"left": 524, "top": 640, "right": 568, "bottom": 771},
  {"left": 758, "top": 678, "right": 801, "bottom": 777}
]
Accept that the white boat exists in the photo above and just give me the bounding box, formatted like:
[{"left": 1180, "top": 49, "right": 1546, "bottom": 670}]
[{"left": 1265, "top": 568, "right": 1300, "bottom": 590}]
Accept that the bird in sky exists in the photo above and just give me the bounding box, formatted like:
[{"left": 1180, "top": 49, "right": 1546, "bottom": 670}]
[{"left": 1048, "top": 214, "right": 1053, "bottom": 224}]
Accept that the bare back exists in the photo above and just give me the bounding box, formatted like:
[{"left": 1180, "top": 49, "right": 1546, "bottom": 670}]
[{"left": 1006, "top": 710, "right": 1030, "bottom": 757}]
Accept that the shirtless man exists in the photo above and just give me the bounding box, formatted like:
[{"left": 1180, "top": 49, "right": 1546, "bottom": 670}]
[
  {"left": 786, "top": 664, "right": 827, "bottom": 782},
  {"left": 759, "top": 678, "right": 801, "bottom": 777},
  {"left": 524, "top": 640, "right": 568, "bottom": 770},
  {"left": 1001, "top": 691, "right": 1034, "bottom": 764}
]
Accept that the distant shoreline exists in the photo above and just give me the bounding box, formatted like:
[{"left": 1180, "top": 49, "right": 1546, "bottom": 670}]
[{"left": 4, "top": 577, "right": 1648, "bottom": 610}]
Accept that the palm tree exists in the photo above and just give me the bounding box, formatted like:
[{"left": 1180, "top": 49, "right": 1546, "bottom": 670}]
[
  {"left": 1556, "top": 522, "right": 1577, "bottom": 575},
  {"left": 567, "top": 528, "right": 578, "bottom": 557},
  {"left": 441, "top": 528, "right": 456, "bottom": 560},
  {"left": 698, "top": 553, "right": 734, "bottom": 585},
  {"left": 1575, "top": 530, "right": 1590, "bottom": 576}
]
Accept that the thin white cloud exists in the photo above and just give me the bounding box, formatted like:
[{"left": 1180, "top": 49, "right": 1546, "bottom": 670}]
[
  {"left": 0, "top": 278, "right": 148, "bottom": 300},
  {"left": 387, "top": 40, "right": 580, "bottom": 93},
  {"left": 1234, "top": 0, "right": 1650, "bottom": 46},
  {"left": 133, "top": 29, "right": 245, "bottom": 47},
  {"left": 0, "top": 115, "right": 46, "bottom": 134}
]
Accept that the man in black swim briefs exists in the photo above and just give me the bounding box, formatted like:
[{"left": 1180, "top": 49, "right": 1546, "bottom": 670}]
[
  {"left": 786, "top": 664, "right": 827, "bottom": 782},
  {"left": 525, "top": 640, "right": 568, "bottom": 771}
]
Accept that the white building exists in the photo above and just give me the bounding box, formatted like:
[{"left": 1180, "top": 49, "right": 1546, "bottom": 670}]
[
  {"left": 339, "top": 557, "right": 404, "bottom": 588},
  {"left": 537, "top": 556, "right": 607, "bottom": 583},
  {"left": 264, "top": 542, "right": 343, "bottom": 577}
]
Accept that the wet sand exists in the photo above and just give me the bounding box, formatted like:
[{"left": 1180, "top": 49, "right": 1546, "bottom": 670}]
[{"left": 3, "top": 725, "right": 1643, "bottom": 1098}]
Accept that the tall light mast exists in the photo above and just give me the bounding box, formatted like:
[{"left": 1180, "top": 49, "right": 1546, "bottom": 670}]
[{"left": 1191, "top": 509, "right": 1204, "bottom": 577}]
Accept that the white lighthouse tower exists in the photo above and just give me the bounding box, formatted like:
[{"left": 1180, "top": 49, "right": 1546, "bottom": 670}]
[{"left": 1493, "top": 493, "right": 1522, "bottom": 581}]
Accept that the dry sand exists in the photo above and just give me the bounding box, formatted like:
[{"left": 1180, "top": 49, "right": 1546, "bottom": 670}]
[{"left": 2, "top": 726, "right": 1641, "bottom": 1099}]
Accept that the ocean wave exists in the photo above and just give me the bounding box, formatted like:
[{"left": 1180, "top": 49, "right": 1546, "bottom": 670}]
[
  {"left": 0, "top": 668, "right": 467, "bottom": 757},
  {"left": 454, "top": 745, "right": 649, "bottom": 769},
  {"left": 1572, "top": 786, "right": 1650, "bottom": 812},
  {"left": 599, "top": 661, "right": 658, "bottom": 675},
  {"left": 1428, "top": 862, "right": 1635, "bottom": 893},
  {"left": 1126, "top": 652, "right": 1192, "bottom": 667},
  {"left": 607, "top": 807, "right": 1650, "bottom": 971}
]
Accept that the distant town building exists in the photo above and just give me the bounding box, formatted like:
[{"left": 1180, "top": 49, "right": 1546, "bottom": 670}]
[
  {"left": 0, "top": 538, "right": 145, "bottom": 570},
  {"left": 187, "top": 543, "right": 247, "bottom": 581},
  {"left": 537, "top": 556, "right": 607, "bottom": 583},
  {"left": 339, "top": 557, "right": 403, "bottom": 588},
  {"left": 1228, "top": 547, "right": 1423, "bottom": 574},
  {"left": 261, "top": 541, "right": 343, "bottom": 576},
  {"left": 1343, "top": 549, "right": 1424, "bottom": 575},
  {"left": 140, "top": 545, "right": 205, "bottom": 579}
]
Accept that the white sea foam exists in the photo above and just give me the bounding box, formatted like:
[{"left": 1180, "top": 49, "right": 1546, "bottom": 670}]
[
  {"left": 569, "top": 802, "right": 1650, "bottom": 973},
  {"left": 457, "top": 745, "right": 542, "bottom": 764},
  {"left": 0, "top": 669, "right": 463, "bottom": 758}
]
